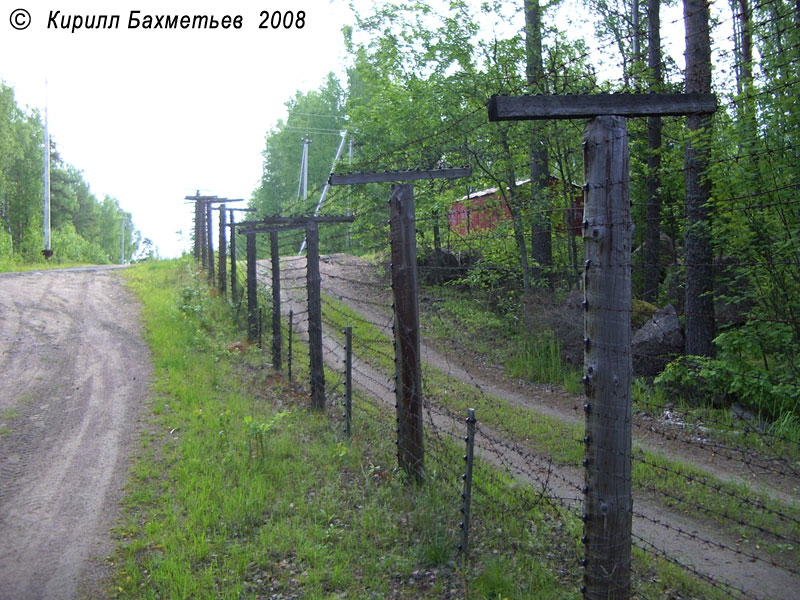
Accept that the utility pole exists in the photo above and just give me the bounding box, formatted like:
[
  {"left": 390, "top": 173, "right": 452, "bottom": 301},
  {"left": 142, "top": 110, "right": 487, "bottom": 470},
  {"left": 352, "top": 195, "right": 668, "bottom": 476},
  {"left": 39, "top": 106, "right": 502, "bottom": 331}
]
[
  {"left": 42, "top": 82, "right": 52, "bottom": 259},
  {"left": 298, "top": 135, "right": 311, "bottom": 200},
  {"left": 298, "top": 131, "right": 348, "bottom": 255}
]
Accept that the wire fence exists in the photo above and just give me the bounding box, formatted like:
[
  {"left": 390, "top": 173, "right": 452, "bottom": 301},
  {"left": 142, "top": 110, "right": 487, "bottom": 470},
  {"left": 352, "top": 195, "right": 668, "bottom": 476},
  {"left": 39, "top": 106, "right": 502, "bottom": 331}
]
[
  {"left": 190, "top": 188, "right": 798, "bottom": 599},
  {"left": 184, "top": 1, "right": 799, "bottom": 595}
]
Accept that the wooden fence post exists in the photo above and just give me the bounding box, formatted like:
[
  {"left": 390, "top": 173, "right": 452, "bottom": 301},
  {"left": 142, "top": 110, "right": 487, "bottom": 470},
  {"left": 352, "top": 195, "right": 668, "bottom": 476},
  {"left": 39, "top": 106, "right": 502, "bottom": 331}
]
[
  {"left": 246, "top": 232, "right": 259, "bottom": 342},
  {"left": 229, "top": 210, "right": 238, "bottom": 304},
  {"left": 582, "top": 115, "right": 633, "bottom": 600},
  {"left": 270, "top": 231, "right": 282, "bottom": 370},
  {"left": 306, "top": 221, "right": 325, "bottom": 410},
  {"left": 194, "top": 199, "right": 202, "bottom": 261},
  {"left": 389, "top": 183, "right": 424, "bottom": 483},
  {"left": 206, "top": 202, "right": 215, "bottom": 282},
  {"left": 199, "top": 201, "right": 208, "bottom": 270},
  {"left": 218, "top": 204, "right": 227, "bottom": 294}
]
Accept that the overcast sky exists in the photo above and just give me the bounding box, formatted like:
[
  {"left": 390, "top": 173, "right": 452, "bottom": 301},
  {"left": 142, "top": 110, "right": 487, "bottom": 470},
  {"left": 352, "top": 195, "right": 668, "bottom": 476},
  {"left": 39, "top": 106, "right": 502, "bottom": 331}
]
[
  {"left": 1, "top": 1, "right": 363, "bottom": 258},
  {"left": 0, "top": 0, "right": 696, "bottom": 259}
]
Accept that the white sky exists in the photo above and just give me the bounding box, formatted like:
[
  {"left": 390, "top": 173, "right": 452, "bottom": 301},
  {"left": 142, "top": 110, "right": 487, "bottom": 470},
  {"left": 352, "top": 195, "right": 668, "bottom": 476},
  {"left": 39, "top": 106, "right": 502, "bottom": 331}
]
[
  {"left": 1, "top": 1, "right": 357, "bottom": 258},
  {"left": 0, "top": 0, "right": 704, "bottom": 258}
]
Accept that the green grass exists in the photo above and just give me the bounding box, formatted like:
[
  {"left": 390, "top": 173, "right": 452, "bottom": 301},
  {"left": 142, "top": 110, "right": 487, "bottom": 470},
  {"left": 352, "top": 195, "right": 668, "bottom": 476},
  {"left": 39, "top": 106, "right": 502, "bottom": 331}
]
[
  {"left": 113, "top": 258, "right": 587, "bottom": 599},
  {"left": 0, "top": 259, "right": 100, "bottom": 273},
  {"left": 320, "top": 289, "right": 800, "bottom": 562},
  {"left": 112, "top": 258, "right": 784, "bottom": 599},
  {"left": 0, "top": 407, "right": 20, "bottom": 421},
  {"left": 505, "top": 331, "right": 583, "bottom": 394}
]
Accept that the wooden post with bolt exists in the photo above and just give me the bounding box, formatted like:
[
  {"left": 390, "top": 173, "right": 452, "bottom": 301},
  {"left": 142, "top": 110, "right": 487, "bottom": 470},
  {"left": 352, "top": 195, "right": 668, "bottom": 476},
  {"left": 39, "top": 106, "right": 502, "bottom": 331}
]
[
  {"left": 305, "top": 221, "right": 325, "bottom": 410},
  {"left": 217, "top": 205, "right": 227, "bottom": 294},
  {"left": 270, "top": 231, "right": 282, "bottom": 371},
  {"left": 389, "top": 184, "right": 425, "bottom": 483},
  {"left": 246, "top": 231, "right": 258, "bottom": 342},
  {"left": 328, "top": 167, "right": 472, "bottom": 484},
  {"left": 489, "top": 92, "right": 716, "bottom": 599},
  {"left": 459, "top": 408, "right": 477, "bottom": 560}
]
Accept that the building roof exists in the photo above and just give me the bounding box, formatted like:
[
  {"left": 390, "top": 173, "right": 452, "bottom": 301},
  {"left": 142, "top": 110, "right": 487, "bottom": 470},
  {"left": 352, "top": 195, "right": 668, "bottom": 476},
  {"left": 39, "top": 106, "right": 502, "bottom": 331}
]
[{"left": 457, "top": 179, "right": 531, "bottom": 202}]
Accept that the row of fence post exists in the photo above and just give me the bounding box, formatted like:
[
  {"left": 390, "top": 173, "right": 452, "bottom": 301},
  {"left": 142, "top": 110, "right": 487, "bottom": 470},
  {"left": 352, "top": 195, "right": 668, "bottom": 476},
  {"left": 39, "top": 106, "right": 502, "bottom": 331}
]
[{"left": 189, "top": 191, "right": 482, "bottom": 574}]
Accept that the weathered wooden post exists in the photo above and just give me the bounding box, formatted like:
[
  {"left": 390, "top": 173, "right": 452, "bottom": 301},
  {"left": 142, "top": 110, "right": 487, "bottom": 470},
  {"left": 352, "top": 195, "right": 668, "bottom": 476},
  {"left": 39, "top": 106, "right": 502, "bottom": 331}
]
[
  {"left": 582, "top": 116, "right": 633, "bottom": 598},
  {"left": 306, "top": 221, "right": 325, "bottom": 410},
  {"left": 684, "top": 0, "right": 715, "bottom": 356},
  {"left": 389, "top": 183, "right": 424, "bottom": 483},
  {"left": 194, "top": 197, "right": 203, "bottom": 261},
  {"left": 328, "top": 168, "right": 471, "bottom": 484},
  {"left": 206, "top": 201, "right": 215, "bottom": 283},
  {"left": 270, "top": 231, "right": 282, "bottom": 371},
  {"left": 229, "top": 209, "right": 238, "bottom": 303},
  {"left": 199, "top": 200, "right": 208, "bottom": 270},
  {"left": 218, "top": 204, "right": 227, "bottom": 294},
  {"left": 185, "top": 195, "right": 244, "bottom": 280},
  {"left": 236, "top": 215, "right": 352, "bottom": 392},
  {"left": 488, "top": 93, "right": 717, "bottom": 600},
  {"left": 246, "top": 231, "right": 258, "bottom": 342}
]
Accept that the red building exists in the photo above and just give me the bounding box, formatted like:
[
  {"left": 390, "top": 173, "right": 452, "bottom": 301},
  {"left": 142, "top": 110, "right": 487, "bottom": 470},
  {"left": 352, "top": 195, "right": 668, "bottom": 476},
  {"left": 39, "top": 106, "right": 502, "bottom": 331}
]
[{"left": 449, "top": 177, "right": 583, "bottom": 236}]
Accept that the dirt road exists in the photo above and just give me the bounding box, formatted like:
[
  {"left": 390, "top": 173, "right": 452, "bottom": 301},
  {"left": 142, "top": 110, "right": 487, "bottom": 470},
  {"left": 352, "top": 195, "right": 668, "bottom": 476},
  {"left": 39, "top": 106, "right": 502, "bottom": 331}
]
[{"left": 0, "top": 266, "right": 150, "bottom": 600}]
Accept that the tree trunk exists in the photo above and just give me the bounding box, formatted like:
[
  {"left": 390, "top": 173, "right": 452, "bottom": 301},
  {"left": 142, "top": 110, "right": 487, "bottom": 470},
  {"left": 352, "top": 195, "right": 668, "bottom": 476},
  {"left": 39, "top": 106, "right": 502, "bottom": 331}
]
[
  {"left": 632, "top": 0, "right": 641, "bottom": 73},
  {"left": 525, "top": 0, "right": 553, "bottom": 288},
  {"left": 643, "top": 0, "right": 663, "bottom": 303},
  {"left": 500, "top": 130, "right": 531, "bottom": 291},
  {"left": 432, "top": 210, "right": 442, "bottom": 253},
  {"left": 684, "top": 0, "right": 716, "bottom": 357}
]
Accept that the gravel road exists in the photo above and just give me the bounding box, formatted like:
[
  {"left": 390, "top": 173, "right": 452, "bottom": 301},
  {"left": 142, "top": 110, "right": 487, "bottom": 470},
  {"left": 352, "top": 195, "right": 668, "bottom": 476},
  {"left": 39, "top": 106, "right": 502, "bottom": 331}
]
[{"left": 0, "top": 266, "right": 150, "bottom": 600}]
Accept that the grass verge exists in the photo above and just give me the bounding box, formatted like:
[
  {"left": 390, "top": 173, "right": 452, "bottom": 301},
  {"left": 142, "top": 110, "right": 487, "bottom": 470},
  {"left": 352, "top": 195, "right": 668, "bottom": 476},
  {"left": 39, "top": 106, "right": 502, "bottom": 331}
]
[{"left": 113, "top": 258, "right": 591, "bottom": 599}]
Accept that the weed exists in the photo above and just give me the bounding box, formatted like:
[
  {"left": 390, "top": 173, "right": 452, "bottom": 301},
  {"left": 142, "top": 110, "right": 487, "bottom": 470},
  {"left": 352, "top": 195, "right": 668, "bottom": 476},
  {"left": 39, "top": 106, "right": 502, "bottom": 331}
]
[{"left": 244, "top": 411, "right": 289, "bottom": 460}]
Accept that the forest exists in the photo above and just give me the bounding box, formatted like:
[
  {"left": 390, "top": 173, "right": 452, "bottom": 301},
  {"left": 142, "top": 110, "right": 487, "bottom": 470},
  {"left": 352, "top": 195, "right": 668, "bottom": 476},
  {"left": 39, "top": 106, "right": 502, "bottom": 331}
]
[
  {"left": 249, "top": 0, "right": 800, "bottom": 435},
  {"left": 0, "top": 82, "right": 140, "bottom": 265}
]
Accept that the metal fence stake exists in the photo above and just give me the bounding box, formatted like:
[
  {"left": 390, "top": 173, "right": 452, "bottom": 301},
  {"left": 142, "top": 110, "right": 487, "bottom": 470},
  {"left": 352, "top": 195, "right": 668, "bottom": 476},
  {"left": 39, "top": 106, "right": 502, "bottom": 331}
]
[
  {"left": 288, "top": 309, "right": 293, "bottom": 384},
  {"left": 460, "top": 408, "right": 477, "bottom": 561},
  {"left": 344, "top": 326, "right": 352, "bottom": 436}
]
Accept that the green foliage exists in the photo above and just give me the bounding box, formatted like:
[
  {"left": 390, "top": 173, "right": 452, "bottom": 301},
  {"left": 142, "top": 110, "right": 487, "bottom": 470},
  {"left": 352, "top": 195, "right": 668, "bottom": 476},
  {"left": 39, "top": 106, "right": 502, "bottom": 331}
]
[
  {"left": 656, "top": 348, "right": 800, "bottom": 427},
  {"left": 0, "top": 228, "right": 12, "bottom": 260},
  {"left": 245, "top": 0, "right": 800, "bottom": 435},
  {"left": 655, "top": 355, "right": 730, "bottom": 407},
  {"left": 0, "top": 81, "right": 139, "bottom": 265},
  {"left": 50, "top": 223, "right": 110, "bottom": 264},
  {"left": 244, "top": 411, "right": 289, "bottom": 461}
]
